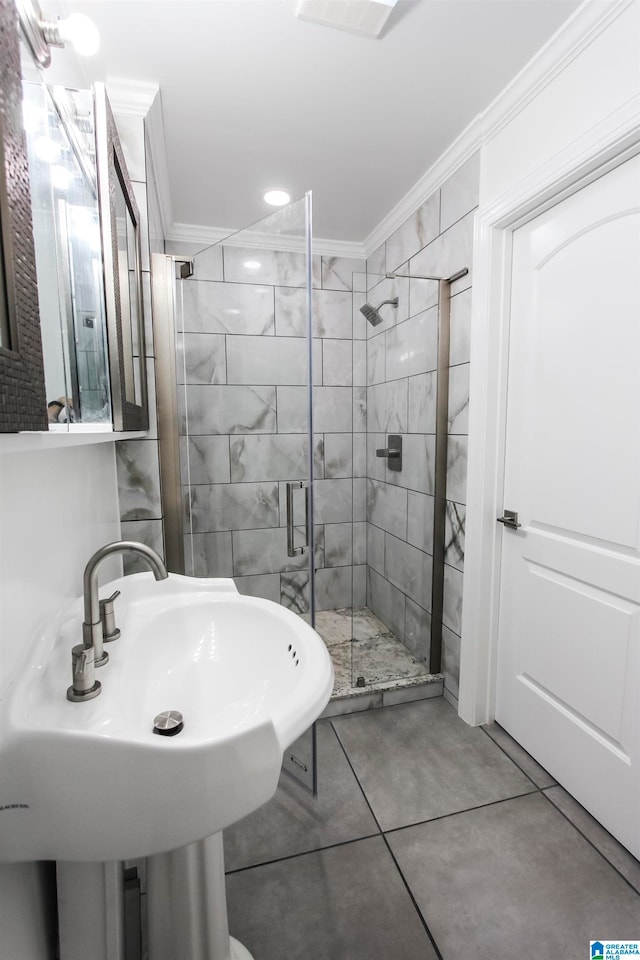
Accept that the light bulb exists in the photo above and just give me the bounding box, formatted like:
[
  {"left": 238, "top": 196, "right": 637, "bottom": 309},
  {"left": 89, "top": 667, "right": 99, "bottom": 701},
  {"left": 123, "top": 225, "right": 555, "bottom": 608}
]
[
  {"left": 264, "top": 189, "right": 291, "bottom": 207},
  {"left": 57, "top": 13, "right": 100, "bottom": 57}
]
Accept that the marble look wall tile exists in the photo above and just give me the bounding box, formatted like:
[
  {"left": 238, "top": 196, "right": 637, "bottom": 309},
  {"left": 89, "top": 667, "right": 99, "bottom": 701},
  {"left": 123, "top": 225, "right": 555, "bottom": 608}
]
[
  {"left": 367, "top": 380, "right": 407, "bottom": 433},
  {"left": 366, "top": 341, "right": 381, "bottom": 396},
  {"left": 121, "top": 519, "right": 164, "bottom": 574},
  {"left": 442, "top": 563, "right": 464, "bottom": 635},
  {"left": 223, "top": 245, "right": 307, "bottom": 286},
  {"left": 314, "top": 387, "right": 353, "bottom": 433},
  {"left": 276, "top": 386, "right": 307, "bottom": 433},
  {"left": 181, "top": 280, "right": 274, "bottom": 335},
  {"left": 408, "top": 372, "right": 437, "bottom": 434},
  {"left": 440, "top": 152, "right": 480, "bottom": 233},
  {"left": 386, "top": 307, "right": 438, "bottom": 381},
  {"left": 441, "top": 624, "right": 461, "bottom": 698},
  {"left": 234, "top": 573, "right": 280, "bottom": 604},
  {"left": 230, "top": 434, "right": 308, "bottom": 482},
  {"left": 367, "top": 433, "right": 387, "bottom": 483},
  {"left": 184, "top": 385, "right": 276, "bottom": 435},
  {"left": 352, "top": 292, "right": 368, "bottom": 341},
  {"left": 185, "top": 531, "right": 233, "bottom": 578},
  {"left": 316, "top": 566, "right": 353, "bottom": 611},
  {"left": 192, "top": 243, "right": 224, "bottom": 281},
  {"left": 385, "top": 533, "right": 433, "bottom": 611},
  {"left": 353, "top": 521, "right": 366, "bottom": 565},
  {"left": 385, "top": 434, "right": 436, "bottom": 496},
  {"left": 180, "top": 436, "right": 230, "bottom": 485},
  {"left": 187, "top": 481, "right": 279, "bottom": 533},
  {"left": 367, "top": 479, "right": 407, "bottom": 540},
  {"left": 409, "top": 210, "right": 474, "bottom": 296},
  {"left": 445, "top": 501, "right": 465, "bottom": 572},
  {"left": 353, "top": 433, "right": 366, "bottom": 477},
  {"left": 313, "top": 434, "right": 325, "bottom": 478},
  {"left": 321, "top": 256, "right": 365, "bottom": 291},
  {"left": 367, "top": 522, "right": 385, "bottom": 575},
  {"left": 281, "top": 570, "right": 310, "bottom": 615},
  {"left": 353, "top": 340, "right": 366, "bottom": 387},
  {"left": 385, "top": 191, "right": 440, "bottom": 272},
  {"left": 353, "top": 564, "right": 367, "bottom": 606},
  {"left": 177, "top": 333, "right": 226, "bottom": 384},
  {"left": 275, "top": 287, "right": 352, "bottom": 339},
  {"left": 353, "top": 272, "right": 367, "bottom": 293},
  {"left": 409, "top": 278, "right": 439, "bottom": 319},
  {"left": 314, "top": 478, "right": 353, "bottom": 524},
  {"left": 449, "top": 288, "right": 472, "bottom": 366},
  {"left": 117, "top": 440, "right": 162, "bottom": 520},
  {"left": 353, "top": 387, "right": 366, "bottom": 434},
  {"left": 448, "top": 363, "right": 470, "bottom": 434},
  {"left": 407, "top": 491, "right": 435, "bottom": 555},
  {"left": 353, "top": 477, "right": 366, "bottom": 522},
  {"left": 324, "top": 523, "right": 353, "bottom": 567},
  {"left": 324, "top": 433, "right": 353, "bottom": 479},
  {"left": 405, "top": 598, "right": 431, "bottom": 663},
  {"left": 226, "top": 335, "right": 307, "bottom": 385},
  {"left": 367, "top": 567, "right": 406, "bottom": 643},
  {"left": 366, "top": 243, "right": 386, "bottom": 278},
  {"left": 446, "top": 435, "right": 468, "bottom": 506},
  {"left": 322, "top": 339, "right": 352, "bottom": 386},
  {"left": 364, "top": 276, "right": 409, "bottom": 336},
  {"left": 232, "top": 527, "right": 308, "bottom": 577}
]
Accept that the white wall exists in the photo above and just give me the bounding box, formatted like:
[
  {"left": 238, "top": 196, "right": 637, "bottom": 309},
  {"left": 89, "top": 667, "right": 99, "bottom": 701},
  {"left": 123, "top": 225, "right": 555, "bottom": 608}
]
[{"left": 0, "top": 440, "right": 121, "bottom": 959}]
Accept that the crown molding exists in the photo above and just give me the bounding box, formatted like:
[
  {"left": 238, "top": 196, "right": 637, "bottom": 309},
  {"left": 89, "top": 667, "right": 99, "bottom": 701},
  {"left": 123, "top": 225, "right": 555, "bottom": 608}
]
[
  {"left": 105, "top": 78, "right": 159, "bottom": 117},
  {"left": 362, "top": 0, "right": 633, "bottom": 258},
  {"left": 166, "top": 221, "right": 366, "bottom": 259}
]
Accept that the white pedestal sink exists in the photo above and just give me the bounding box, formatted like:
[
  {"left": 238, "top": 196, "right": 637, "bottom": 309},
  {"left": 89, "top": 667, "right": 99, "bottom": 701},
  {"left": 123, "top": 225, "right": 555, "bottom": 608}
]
[{"left": 0, "top": 573, "right": 334, "bottom": 958}]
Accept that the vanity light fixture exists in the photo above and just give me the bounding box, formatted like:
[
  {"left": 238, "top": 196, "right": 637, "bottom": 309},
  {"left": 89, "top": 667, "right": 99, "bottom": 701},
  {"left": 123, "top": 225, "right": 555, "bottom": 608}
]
[
  {"left": 17, "top": 0, "right": 100, "bottom": 69},
  {"left": 264, "top": 189, "right": 291, "bottom": 207}
]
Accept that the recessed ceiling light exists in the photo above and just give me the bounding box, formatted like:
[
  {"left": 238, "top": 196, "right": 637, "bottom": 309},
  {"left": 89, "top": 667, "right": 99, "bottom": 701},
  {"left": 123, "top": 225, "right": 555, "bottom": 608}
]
[{"left": 264, "top": 189, "right": 291, "bottom": 207}]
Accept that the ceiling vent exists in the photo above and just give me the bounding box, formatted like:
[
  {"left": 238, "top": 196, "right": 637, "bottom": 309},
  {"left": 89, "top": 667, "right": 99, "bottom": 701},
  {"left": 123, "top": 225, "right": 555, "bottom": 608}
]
[{"left": 294, "top": 0, "right": 398, "bottom": 38}]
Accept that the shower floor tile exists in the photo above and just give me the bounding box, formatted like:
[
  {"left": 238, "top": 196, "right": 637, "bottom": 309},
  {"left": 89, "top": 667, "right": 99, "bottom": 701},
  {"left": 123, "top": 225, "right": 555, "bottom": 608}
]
[{"left": 314, "top": 607, "right": 440, "bottom": 707}]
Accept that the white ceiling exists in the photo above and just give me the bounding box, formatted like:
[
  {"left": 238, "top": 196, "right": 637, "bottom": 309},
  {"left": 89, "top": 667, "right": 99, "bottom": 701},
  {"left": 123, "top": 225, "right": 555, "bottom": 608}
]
[{"left": 48, "top": 0, "right": 582, "bottom": 246}]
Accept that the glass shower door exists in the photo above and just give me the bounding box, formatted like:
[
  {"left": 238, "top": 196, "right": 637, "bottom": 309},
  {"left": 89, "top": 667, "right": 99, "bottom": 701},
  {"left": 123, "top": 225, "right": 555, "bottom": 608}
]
[{"left": 176, "top": 193, "right": 319, "bottom": 789}]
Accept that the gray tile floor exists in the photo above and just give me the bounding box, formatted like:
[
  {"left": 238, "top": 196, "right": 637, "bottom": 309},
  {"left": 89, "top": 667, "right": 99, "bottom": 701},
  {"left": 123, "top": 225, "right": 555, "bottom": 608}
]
[{"left": 224, "top": 698, "right": 640, "bottom": 960}]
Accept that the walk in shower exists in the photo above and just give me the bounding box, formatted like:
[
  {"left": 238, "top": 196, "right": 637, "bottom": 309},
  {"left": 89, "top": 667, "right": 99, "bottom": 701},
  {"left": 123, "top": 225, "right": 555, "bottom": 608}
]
[{"left": 154, "top": 193, "right": 445, "bottom": 726}]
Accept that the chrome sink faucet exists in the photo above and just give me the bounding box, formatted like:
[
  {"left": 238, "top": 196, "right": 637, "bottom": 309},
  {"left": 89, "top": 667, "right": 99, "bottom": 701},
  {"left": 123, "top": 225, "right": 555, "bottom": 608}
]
[{"left": 67, "top": 541, "right": 169, "bottom": 702}]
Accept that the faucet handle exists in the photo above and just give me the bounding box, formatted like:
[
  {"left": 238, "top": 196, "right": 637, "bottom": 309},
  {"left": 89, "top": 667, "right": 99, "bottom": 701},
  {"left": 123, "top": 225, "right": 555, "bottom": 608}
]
[
  {"left": 99, "top": 589, "right": 121, "bottom": 642},
  {"left": 67, "top": 645, "right": 101, "bottom": 702}
]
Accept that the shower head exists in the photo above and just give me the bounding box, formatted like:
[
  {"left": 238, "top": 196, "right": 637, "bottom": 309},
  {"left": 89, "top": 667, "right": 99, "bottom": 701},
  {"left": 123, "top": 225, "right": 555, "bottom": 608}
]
[{"left": 359, "top": 297, "right": 399, "bottom": 327}]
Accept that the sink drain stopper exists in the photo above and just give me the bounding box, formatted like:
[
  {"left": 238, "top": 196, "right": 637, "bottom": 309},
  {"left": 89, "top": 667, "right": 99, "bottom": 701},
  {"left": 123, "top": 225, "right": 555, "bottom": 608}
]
[{"left": 153, "top": 710, "right": 184, "bottom": 736}]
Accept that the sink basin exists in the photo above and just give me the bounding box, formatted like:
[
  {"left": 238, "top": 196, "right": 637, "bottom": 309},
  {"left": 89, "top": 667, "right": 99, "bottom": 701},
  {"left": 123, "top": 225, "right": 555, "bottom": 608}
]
[{"left": 0, "top": 573, "right": 333, "bottom": 862}]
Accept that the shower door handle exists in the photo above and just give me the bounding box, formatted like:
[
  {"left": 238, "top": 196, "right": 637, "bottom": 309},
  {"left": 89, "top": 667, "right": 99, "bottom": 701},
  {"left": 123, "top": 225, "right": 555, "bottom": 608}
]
[{"left": 286, "top": 481, "right": 310, "bottom": 557}]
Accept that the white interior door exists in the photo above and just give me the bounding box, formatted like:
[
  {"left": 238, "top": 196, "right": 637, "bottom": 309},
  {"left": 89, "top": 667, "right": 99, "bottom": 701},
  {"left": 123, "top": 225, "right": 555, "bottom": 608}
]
[{"left": 496, "top": 154, "right": 640, "bottom": 858}]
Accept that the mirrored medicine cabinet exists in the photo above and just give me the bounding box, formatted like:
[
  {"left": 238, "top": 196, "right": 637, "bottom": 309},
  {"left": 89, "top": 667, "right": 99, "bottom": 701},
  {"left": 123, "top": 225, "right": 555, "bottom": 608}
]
[
  {"left": 22, "top": 78, "right": 149, "bottom": 433},
  {"left": 0, "top": 6, "right": 149, "bottom": 435}
]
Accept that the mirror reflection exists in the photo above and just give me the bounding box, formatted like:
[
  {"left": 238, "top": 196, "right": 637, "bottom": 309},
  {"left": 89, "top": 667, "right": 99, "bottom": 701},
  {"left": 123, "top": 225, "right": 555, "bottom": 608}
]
[{"left": 23, "top": 81, "right": 111, "bottom": 427}]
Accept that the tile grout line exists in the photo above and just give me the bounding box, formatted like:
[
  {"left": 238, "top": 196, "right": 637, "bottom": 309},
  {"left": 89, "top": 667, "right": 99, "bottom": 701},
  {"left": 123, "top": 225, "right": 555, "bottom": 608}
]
[
  {"left": 330, "top": 719, "right": 445, "bottom": 959},
  {"left": 224, "top": 831, "right": 382, "bottom": 877},
  {"left": 538, "top": 789, "right": 640, "bottom": 898},
  {"left": 479, "top": 725, "right": 640, "bottom": 896}
]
